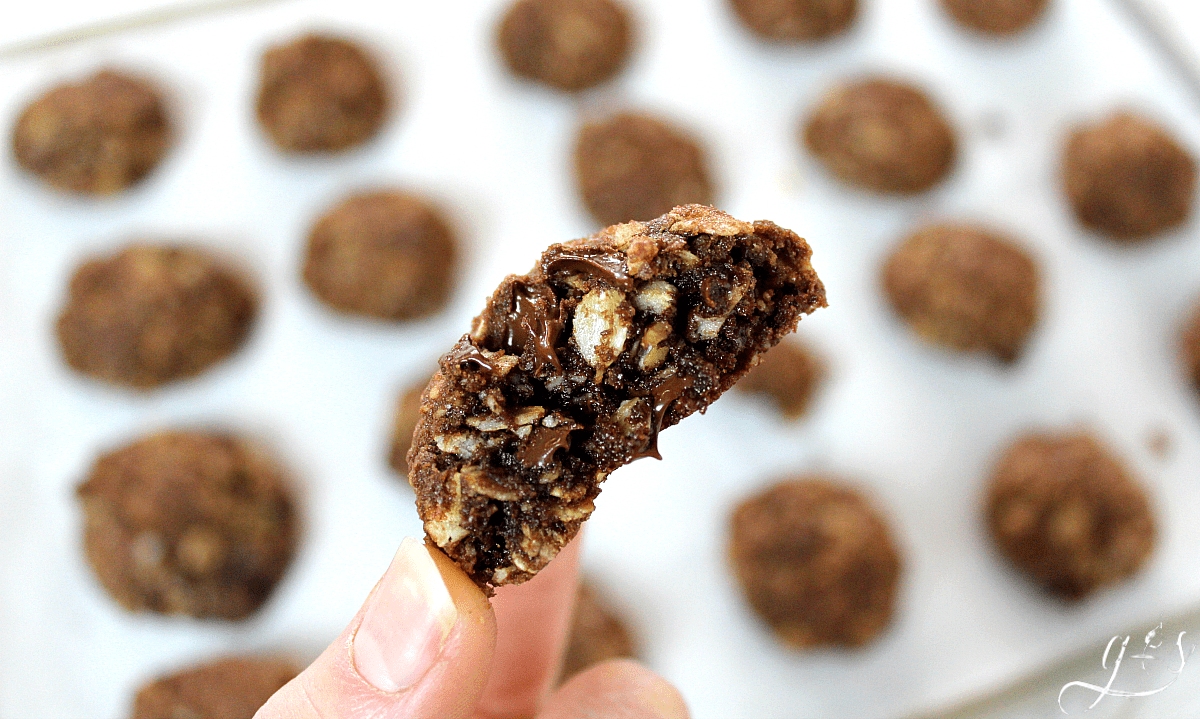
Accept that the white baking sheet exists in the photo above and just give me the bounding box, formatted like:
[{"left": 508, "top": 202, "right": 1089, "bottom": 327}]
[{"left": 4, "top": 0, "right": 1200, "bottom": 717}]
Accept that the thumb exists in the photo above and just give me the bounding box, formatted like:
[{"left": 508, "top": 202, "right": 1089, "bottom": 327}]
[{"left": 256, "top": 537, "right": 496, "bottom": 719}]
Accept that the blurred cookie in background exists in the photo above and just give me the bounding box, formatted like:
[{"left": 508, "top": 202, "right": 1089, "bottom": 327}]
[
  {"left": 1179, "top": 297, "right": 1200, "bottom": 400},
  {"left": 12, "top": 69, "right": 172, "bottom": 196},
  {"left": 256, "top": 33, "right": 389, "bottom": 153},
  {"left": 77, "top": 430, "right": 298, "bottom": 620},
  {"left": 388, "top": 372, "right": 434, "bottom": 477},
  {"left": 940, "top": 0, "right": 1049, "bottom": 36},
  {"left": 573, "top": 112, "right": 714, "bottom": 226},
  {"left": 881, "top": 223, "right": 1040, "bottom": 364},
  {"left": 1062, "top": 110, "right": 1195, "bottom": 241},
  {"left": 303, "top": 190, "right": 458, "bottom": 321},
  {"left": 728, "top": 477, "right": 902, "bottom": 648},
  {"left": 56, "top": 243, "right": 257, "bottom": 389},
  {"left": 986, "top": 430, "right": 1156, "bottom": 601},
  {"left": 496, "top": 0, "right": 633, "bottom": 92},
  {"left": 728, "top": 0, "right": 858, "bottom": 42},
  {"left": 803, "top": 77, "right": 956, "bottom": 194},
  {"left": 737, "top": 337, "right": 825, "bottom": 420},
  {"left": 560, "top": 580, "right": 639, "bottom": 682},
  {"left": 131, "top": 655, "right": 298, "bottom": 719}
]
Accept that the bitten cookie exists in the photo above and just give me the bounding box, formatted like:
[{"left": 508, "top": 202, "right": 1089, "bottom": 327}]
[
  {"left": 256, "top": 33, "right": 389, "bottom": 153},
  {"left": 737, "top": 337, "right": 825, "bottom": 419},
  {"left": 560, "top": 581, "right": 639, "bottom": 681},
  {"left": 389, "top": 372, "right": 434, "bottom": 476},
  {"left": 803, "top": 77, "right": 956, "bottom": 194},
  {"left": 303, "top": 190, "right": 458, "bottom": 320},
  {"left": 12, "top": 69, "right": 171, "bottom": 195},
  {"left": 574, "top": 112, "right": 714, "bottom": 227},
  {"left": 728, "top": 478, "right": 902, "bottom": 648},
  {"left": 940, "top": 0, "right": 1049, "bottom": 36},
  {"left": 1062, "top": 110, "right": 1195, "bottom": 240},
  {"left": 728, "top": 0, "right": 857, "bottom": 42},
  {"left": 131, "top": 656, "right": 298, "bottom": 719},
  {"left": 408, "top": 205, "right": 825, "bottom": 589},
  {"left": 496, "top": 0, "right": 633, "bottom": 91},
  {"left": 986, "top": 431, "right": 1156, "bottom": 601},
  {"left": 77, "top": 430, "right": 298, "bottom": 619},
  {"left": 881, "top": 223, "right": 1040, "bottom": 363},
  {"left": 56, "top": 243, "right": 256, "bottom": 389}
]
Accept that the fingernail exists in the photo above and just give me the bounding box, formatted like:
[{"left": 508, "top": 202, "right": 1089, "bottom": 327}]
[{"left": 352, "top": 537, "right": 458, "bottom": 693}]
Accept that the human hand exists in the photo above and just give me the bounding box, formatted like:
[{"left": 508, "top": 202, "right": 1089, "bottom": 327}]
[{"left": 255, "top": 535, "right": 688, "bottom": 719}]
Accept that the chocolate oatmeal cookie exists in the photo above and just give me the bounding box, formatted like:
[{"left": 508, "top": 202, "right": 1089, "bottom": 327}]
[
  {"left": 408, "top": 205, "right": 825, "bottom": 589},
  {"left": 881, "top": 223, "right": 1040, "bottom": 363},
  {"left": 986, "top": 431, "right": 1156, "bottom": 601},
  {"left": 940, "top": 0, "right": 1049, "bottom": 36},
  {"left": 12, "top": 69, "right": 171, "bottom": 195},
  {"left": 728, "top": 0, "right": 858, "bottom": 42},
  {"left": 389, "top": 372, "right": 434, "bottom": 476},
  {"left": 803, "top": 77, "right": 956, "bottom": 194},
  {"left": 131, "top": 656, "right": 298, "bottom": 719},
  {"left": 303, "top": 190, "right": 458, "bottom": 320},
  {"left": 1062, "top": 110, "right": 1195, "bottom": 240},
  {"left": 574, "top": 112, "right": 714, "bottom": 227},
  {"left": 56, "top": 243, "right": 256, "bottom": 389},
  {"left": 256, "top": 33, "right": 389, "bottom": 153},
  {"left": 560, "top": 581, "right": 639, "bottom": 681},
  {"left": 496, "top": 0, "right": 633, "bottom": 91},
  {"left": 77, "top": 430, "right": 298, "bottom": 619},
  {"left": 737, "top": 337, "right": 825, "bottom": 419},
  {"left": 728, "top": 478, "right": 902, "bottom": 648}
]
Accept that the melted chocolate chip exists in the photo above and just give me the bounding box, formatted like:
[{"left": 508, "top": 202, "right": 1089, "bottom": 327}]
[
  {"left": 501, "top": 282, "right": 565, "bottom": 374},
  {"left": 517, "top": 424, "right": 576, "bottom": 467},
  {"left": 446, "top": 342, "right": 499, "bottom": 372},
  {"left": 544, "top": 250, "right": 635, "bottom": 291},
  {"left": 633, "top": 374, "right": 696, "bottom": 460}
]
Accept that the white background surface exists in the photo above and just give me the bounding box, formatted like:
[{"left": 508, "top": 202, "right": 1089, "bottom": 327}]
[{"left": 4, "top": 1, "right": 1200, "bottom": 718}]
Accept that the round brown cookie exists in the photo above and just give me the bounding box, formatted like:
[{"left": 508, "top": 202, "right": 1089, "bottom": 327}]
[
  {"left": 574, "top": 112, "right": 714, "bottom": 227},
  {"left": 727, "top": 0, "right": 858, "bottom": 42},
  {"left": 77, "top": 430, "right": 298, "bottom": 619},
  {"left": 560, "top": 581, "right": 638, "bottom": 681},
  {"left": 881, "top": 223, "right": 1040, "bottom": 363},
  {"left": 986, "top": 431, "right": 1156, "bottom": 601},
  {"left": 12, "top": 69, "right": 171, "bottom": 195},
  {"left": 737, "top": 338, "right": 825, "bottom": 419},
  {"left": 728, "top": 478, "right": 902, "bottom": 648},
  {"left": 388, "top": 373, "right": 434, "bottom": 476},
  {"left": 256, "top": 33, "right": 389, "bottom": 153},
  {"left": 131, "top": 656, "right": 298, "bottom": 719},
  {"left": 803, "top": 77, "right": 956, "bottom": 194},
  {"left": 496, "top": 0, "right": 633, "bottom": 92},
  {"left": 1062, "top": 111, "right": 1196, "bottom": 241},
  {"left": 56, "top": 243, "right": 256, "bottom": 389},
  {"left": 408, "top": 205, "right": 825, "bottom": 589},
  {"left": 303, "top": 190, "right": 458, "bottom": 320},
  {"left": 940, "top": 0, "right": 1049, "bottom": 36}
]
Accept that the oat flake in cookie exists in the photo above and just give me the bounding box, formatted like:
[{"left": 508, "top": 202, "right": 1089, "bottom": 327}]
[
  {"left": 728, "top": 0, "right": 858, "bottom": 42},
  {"left": 496, "top": 0, "right": 633, "bottom": 92},
  {"left": 986, "top": 431, "right": 1156, "bottom": 601},
  {"left": 940, "top": 0, "right": 1049, "bottom": 36},
  {"left": 56, "top": 243, "right": 256, "bottom": 389},
  {"left": 408, "top": 205, "right": 825, "bottom": 589},
  {"left": 256, "top": 33, "right": 389, "bottom": 153},
  {"left": 728, "top": 478, "right": 902, "bottom": 648},
  {"left": 131, "top": 656, "right": 298, "bottom": 719},
  {"left": 77, "top": 430, "right": 297, "bottom": 620},
  {"left": 12, "top": 69, "right": 171, "bottom": 195}
]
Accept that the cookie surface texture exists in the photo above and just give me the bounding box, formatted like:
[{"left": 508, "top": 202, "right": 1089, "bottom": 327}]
[
  {"left": 408, "top": 205, "right": 826, "bottom": 588},
  {"left": 131, "top": 656, "right": 298, "bottom": 719},
  {"left": 496, "top": 0, "right": 633, "bottom": 91}
]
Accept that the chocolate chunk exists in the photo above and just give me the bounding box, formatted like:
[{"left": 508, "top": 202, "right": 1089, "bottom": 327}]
[
  {"left": 560, "top": 581, "right": 638, "bottom": 682},
  {"left": 255, "top": 33, "right": 389, "bottom": 153},
  {"left": 77, "top": 430, "right": 298, "bottom": 620},
  {"left": 728, "top": 0, "right": 858, "bottom": 42},
  {"left": 408, "top": 205, "right": 825, "bottom": 589},
  {"left": 737, "top": 338, "right": 825, "bottom": 419},
  {"left": 986, "top": 431, "right": 1157, "bottom": 601},
  {"left": 131, "top": 655, "right": 298, "bottom": 719},
  {"left": 56, "top": 243, "right": 257, "bottom": 389},
  {"left": 496, "top": 0, "right": 633, "bottom": 91},
  {"left": 574, "top": 112, "right": 715, "bottom": 227},
  {"left": 940, "top": 0, "right": 1049, "bottom": 36},
  {"left": 803, "top": 77, "right": 956, "bottom": 194},
  {"left": 1062, "top": 110, "right": 1195, "bottom": 241},
  {"left": 302, "top": 190, "right": 458, "bottom": 320},
  {"left": 12, "top": 69, "right": 171, "bottom": 195},
  {"left": 728, "top": 477, "right": 902, "bottom": 648},
  {"left": 881, "top": 223, "right": 1040, "bottom": 363}
]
